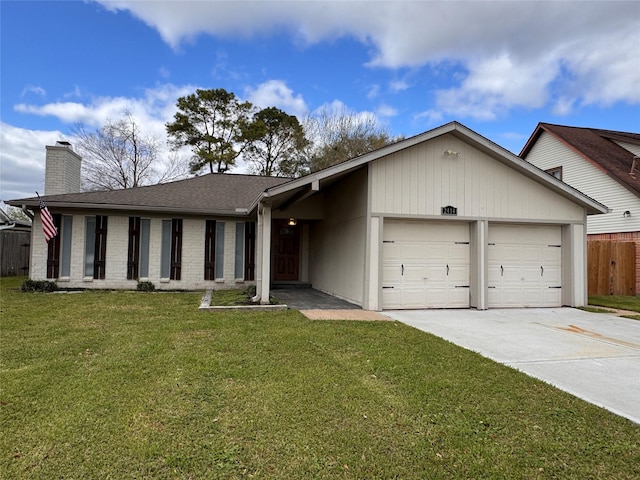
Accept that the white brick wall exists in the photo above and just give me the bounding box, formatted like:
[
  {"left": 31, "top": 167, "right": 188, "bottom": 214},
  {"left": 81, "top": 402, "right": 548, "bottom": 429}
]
[
  {"left": 31, "top": 212, "right": 254, "bottom": 291},
  {"left": 45, "top": 145, "right": 82, "bottom": 195}
]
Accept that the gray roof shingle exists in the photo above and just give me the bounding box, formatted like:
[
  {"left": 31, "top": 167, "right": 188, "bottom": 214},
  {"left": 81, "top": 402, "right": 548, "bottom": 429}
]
[{"left": 8, "top": 173, "right": 292, "bottom": 215}]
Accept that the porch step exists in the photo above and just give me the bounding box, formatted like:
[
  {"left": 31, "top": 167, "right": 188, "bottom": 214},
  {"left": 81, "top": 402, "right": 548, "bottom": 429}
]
[{"left": 271, "top": 282, "right": 312, "bottom": 289}]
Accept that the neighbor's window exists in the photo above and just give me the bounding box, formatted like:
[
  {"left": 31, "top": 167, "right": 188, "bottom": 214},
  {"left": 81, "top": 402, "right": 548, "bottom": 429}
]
[{"left": 546, "top": 166, "right": 563, "bottom": 181}]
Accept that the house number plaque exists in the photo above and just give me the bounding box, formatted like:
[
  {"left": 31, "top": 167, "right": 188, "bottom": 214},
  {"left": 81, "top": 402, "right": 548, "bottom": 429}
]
[{"left": 441, "top": 205, "right": 457, "bottom": 215}]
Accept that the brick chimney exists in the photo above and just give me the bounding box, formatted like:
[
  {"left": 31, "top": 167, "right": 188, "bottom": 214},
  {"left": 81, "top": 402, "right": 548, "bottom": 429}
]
[{"left": 45, "top": 141, "right": 82, "bottom": 195}]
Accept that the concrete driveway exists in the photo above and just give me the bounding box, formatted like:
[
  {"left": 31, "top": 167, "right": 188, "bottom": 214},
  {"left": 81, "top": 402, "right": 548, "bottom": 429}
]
[{"left": 384, "top": 308, "right": 640, "bottom": 425}]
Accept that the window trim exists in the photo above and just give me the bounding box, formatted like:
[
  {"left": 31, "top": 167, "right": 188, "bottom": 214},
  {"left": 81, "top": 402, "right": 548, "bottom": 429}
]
[{"left": 546, "top": 166, "right": 563, "bottom": 181}]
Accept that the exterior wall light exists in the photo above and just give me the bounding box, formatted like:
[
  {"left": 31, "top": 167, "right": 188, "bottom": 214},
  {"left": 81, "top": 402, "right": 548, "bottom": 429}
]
[
  {"left": 288, "top": 218, "right": 297, "bottom": 226},
  {"left": 623, "top": 210, "right": 631, "bottom": 218}
]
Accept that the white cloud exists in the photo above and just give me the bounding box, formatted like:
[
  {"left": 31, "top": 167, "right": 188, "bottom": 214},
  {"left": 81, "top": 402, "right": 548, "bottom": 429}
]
[
  {"left": 244, "top": 80, "right": 308, "bottom": 118},
  {"left": 95, "top": 0, "right": 640, "bottom": 119},
  {"left": 21, "top": 85, "right": 46, "bottom": 97},
  {"left": 376, "top": 103, "right": 398, "bottom": 118},
  {"left": 0, "top": 123, "right": 64, "bottom": 200},
  {"left": 389, "top": 79, "right": 410, "bottom": 93},
  {"left": 432, "top": 53, "right": 559, "bottom": 120}
]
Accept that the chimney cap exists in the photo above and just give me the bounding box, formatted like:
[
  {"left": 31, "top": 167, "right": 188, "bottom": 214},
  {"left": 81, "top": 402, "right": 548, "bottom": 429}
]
[{"left": 55, "top": 140, "right": 72, "bottom": 148}]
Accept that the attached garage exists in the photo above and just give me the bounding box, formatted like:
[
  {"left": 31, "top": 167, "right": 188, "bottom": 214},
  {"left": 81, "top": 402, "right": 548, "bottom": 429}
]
[
  {"left": 382, "top": 220, "right": 470, "bottom": 309},
  {"left": 249, "top": 122, "right": 606, "bottom": 311},
  {"left": 487, "top": 224, "right": 562, "bottom": 307}
]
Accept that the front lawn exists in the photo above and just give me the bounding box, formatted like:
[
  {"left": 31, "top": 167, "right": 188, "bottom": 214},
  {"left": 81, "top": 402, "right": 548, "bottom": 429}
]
[
  {"left": 1, "top": 277, "right": 638, "bottom": 479},
  {"left": 589, "top": 295, "right": 640, "bottom": 318}
]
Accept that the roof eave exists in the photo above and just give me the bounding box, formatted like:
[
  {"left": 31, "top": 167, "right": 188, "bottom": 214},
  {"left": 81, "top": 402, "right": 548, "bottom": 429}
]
[{"left": 5, "top": 199, "right": 253, "bottom": 217}]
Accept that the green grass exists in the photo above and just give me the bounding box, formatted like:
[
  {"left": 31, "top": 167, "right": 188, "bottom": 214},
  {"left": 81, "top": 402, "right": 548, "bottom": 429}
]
[
  {"left": 210, "top": 288, "right": 254, "bottom": 306},
  {"left": 589, "top": 295, "right": 640, "bottom": 313},
  {"left": 1, "top": 276, "right": 639, "bottom": 479}
]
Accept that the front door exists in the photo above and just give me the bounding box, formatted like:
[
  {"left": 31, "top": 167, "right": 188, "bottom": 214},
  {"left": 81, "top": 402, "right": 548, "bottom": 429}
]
[{"left": 272, "top": 220, "right": 300, "bottom": 281}]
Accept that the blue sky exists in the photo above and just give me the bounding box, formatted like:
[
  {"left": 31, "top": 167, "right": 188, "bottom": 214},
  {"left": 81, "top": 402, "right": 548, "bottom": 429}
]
[{"left": 2, "top": 0, "right": 639, "bottom": 201}]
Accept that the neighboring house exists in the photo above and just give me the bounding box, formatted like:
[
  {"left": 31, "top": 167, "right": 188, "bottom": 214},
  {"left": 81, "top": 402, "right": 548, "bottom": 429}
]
[
  {"left": 8, "top": 122, "right": 606, "bottom": 310},
  {"left": 520, "top": 123, "right": 640, "bottom": 295}
]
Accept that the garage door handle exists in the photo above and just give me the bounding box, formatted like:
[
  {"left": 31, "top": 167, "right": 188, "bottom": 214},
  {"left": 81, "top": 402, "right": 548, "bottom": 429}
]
[
  {"left": 500, "top": 265, "right": 503, "bottom": 276},
  {"left": 446, "top": 264, "right": 449, "bottom": 275},
  {"left": 541, "top": 266, "right": 544, "bottom": 276},
  {"left": 401, "top": 264, "right": 404, "bottom": 276}
]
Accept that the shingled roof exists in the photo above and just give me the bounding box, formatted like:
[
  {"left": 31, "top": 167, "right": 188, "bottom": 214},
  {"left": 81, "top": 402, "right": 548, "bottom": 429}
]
[
  {"left": 8, "top": 173, "right": 292, "bottom": 216},
  {"left": 520, "top": 123, "right": 640, "bottom": 197}
]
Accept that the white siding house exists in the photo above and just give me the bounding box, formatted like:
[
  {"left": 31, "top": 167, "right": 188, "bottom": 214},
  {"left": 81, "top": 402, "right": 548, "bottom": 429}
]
[{"left": 521, "top": 123, "right": 640, "bottom": 294}]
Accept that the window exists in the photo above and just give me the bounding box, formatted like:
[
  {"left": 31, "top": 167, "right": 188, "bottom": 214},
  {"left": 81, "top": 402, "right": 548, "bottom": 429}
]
[
  {"left": 235, "top": 222, "right": 245, "bottom": 279},
  {"left": 46, "top": 213, "right": 61, "bottom": 279},
  {"left": 85, "top": 215, "right": 108, "bottom": 279},
  {"left": 126, "top": 217, "right": 150, "bottom": 279},
  {"left": 60, "top": 216, "right": 73, "bottom": 277},
  {"left": 546, "top": 166, "right": 563, "bottom": 181},
  {"left": 161, "top": 219, "right": 182, "bottom": 280},
  {"left": 139, "top": 219, "right": 150, "bottom": 278},
  {"left": 204, "top": 220, "right": 226, "bottom": 280},
  {"left": 215, "top": 222, "right": 225, "bottom": 279}
]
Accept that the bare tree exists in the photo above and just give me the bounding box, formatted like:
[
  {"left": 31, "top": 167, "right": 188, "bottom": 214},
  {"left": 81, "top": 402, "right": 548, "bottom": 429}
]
[
  {"left": 304, "top": 107, "right": 402, "bottom": 172},
  {"left": 74, "top": 112, "right": 186, "bottom": 191}
]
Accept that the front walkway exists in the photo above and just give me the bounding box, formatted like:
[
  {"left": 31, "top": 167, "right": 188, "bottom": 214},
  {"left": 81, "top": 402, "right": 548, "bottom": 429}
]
[
  {"left": 271, "top": 288, "right": 391, "bottom": 320},
  {"left": 271, "top": 288, "right": 360, "bottom": 310}
]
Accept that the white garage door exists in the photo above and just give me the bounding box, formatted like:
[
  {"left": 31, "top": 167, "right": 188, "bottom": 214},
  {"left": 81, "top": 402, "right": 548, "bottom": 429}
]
[
  {"left": 382, "top": 221, "right": 470, "bottom": 309},
  {"left": 488, "top": 224, "right": 562, "bottom": 307}
]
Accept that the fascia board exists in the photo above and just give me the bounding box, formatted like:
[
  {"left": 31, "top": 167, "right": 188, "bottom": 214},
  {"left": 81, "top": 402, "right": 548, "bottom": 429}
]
[{"left": 6, "top": 200, "right": 252, "bottom": 217}]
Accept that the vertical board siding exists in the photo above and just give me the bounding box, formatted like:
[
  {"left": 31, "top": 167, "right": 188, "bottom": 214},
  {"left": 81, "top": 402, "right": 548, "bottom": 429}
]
[
  {"left": 0, "top": 230, "right": 30, "bottom": 277},
  {"left": 370, "top": 133, "right": 583, "bottom": 221},
  {"left": 589, "top": 232, "right": 640, "bottom": 295},
  {"left": 525, "top": 132, "right": 640, "bottom": 234},
  {"left": 588, "top": 240, "right": 636, "bottom": 295}
]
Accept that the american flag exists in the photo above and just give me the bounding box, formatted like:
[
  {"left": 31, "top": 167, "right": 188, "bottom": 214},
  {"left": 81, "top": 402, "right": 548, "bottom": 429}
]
[{"left": 38, "top": 194, "right": 58, "bottom": 243}]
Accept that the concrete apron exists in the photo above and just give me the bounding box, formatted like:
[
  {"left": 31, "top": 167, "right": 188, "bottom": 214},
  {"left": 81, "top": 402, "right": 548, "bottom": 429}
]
[{"left": 384, "top": 308, "right": 640, "bottom": 425}]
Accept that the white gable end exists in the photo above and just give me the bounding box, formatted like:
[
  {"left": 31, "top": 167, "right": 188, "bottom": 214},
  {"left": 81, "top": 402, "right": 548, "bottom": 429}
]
[
  {"left": 525, "top": 131, "right": 640, "bottom": 234},
  {"left": 370, "top": 133, "right": 584, "bottom": 222}
]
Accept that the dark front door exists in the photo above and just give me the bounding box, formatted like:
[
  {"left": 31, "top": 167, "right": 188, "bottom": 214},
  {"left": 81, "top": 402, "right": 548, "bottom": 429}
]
[{"left": 272, "top": 220, "right": 300, "bottom": 281}]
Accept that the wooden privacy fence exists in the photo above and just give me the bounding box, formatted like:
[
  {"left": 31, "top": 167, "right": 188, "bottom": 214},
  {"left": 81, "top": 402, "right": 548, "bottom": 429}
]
[
  {"left": 588, "top": 241, "right": 635, "bottom": 295},
  {"left": 0, "top": 230, "right": 31, "bottom": 277}
]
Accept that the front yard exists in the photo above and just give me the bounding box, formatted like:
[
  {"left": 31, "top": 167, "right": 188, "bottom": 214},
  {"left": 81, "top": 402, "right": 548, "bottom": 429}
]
[{"left": 1, "top": 276, "right": 638, "bottom": 479}]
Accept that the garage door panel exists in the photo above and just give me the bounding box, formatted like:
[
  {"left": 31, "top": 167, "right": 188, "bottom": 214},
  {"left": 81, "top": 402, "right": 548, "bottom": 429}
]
[
  {"left": 382, "top": 220, "right": 470, "bottom": 309},
  {"left": 488, "top": 224, "right": 562, "bottom": 308}
]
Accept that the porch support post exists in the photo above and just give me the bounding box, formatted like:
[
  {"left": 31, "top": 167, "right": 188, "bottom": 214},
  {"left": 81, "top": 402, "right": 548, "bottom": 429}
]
[{"left": 259, "top": 203, "right": 272, "bottom": 304}]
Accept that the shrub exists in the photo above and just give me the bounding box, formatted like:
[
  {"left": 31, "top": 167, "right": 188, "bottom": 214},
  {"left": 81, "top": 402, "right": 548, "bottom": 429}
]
[
  {"left": 136, "top": 281, "right": 155, "bottom": 292},
  {"left": 21, "top": 279, "right": 57, "bottom": 293}
]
